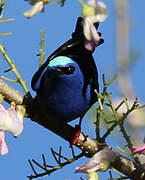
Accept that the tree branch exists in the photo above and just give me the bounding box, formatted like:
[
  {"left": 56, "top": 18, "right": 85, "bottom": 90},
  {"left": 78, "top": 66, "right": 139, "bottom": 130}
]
[{"left": 0, "top": 78, "right": 145, "bottom": 180}]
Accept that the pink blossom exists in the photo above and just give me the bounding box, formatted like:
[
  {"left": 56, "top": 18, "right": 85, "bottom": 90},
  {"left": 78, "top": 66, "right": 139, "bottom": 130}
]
[
  {"left": 0, "top": 103, "right": 25, "bottom": 155},
  {"left": 76, "top": 147, "right": 119, "bottom": 174},
  {"left": 133, "top": 144, "right": 145, "bottom": 155},
  {"left": 0, "top": 104, "right": 24, "bottom": 137},
  {"left": 0, "top": 130, "right": 8, "bottom": 155}
]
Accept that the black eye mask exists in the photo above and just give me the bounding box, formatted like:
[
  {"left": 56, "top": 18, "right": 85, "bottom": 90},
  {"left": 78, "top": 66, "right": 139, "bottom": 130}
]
[{"left": 56, "top": 65, "right": 75, "bottom": 75}]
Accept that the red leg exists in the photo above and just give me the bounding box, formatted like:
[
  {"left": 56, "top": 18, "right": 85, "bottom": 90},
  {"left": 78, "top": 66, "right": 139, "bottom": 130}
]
[{"left": 69, "top": 117, "right": 83, "bottom": 147}]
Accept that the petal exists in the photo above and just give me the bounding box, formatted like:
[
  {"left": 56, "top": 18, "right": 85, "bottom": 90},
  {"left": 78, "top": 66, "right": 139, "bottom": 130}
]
[
  {"left": 0, "top": 105, "right": 12, "bottom": 131},
  {"left": 84, "top": 18, "right": 92, "bottom": 40},
  {"left": 7, "top": 108, "right": 24, "bottom": 137},
  {"left": 0, "top": 130, "right": 8, "bottom": 155},
  {"left": 75, "top": 162, "right": 104, "bottom": 173},
  {"left": 133, "top": 144, "right": 145, "bottom": 155},
  {"left": 84, "top": 40, "right": 96, "bottom": 51},
  {"left": 0, "top": 104, "right": 6, "bottom": 111},
  {"left": 24, "top": 1, "right": 44, "bottom": 18},
  {"left": 76, "top": 147, "right": 119, "bottom": 174},
  {"left": 84, "top": 17, "right": 100, "bottom": 42},
  {"left": 87, "top": 0, "right": 96, "bottom": 7},
  {"left": 0, "top": 104, "right": 24, "bottom": 137},
  {"left": 94, "top": 1, "right": 107, "bottom": 22},
  {"left": 89, "top": 21, "right": 100, "bottom": 42}
]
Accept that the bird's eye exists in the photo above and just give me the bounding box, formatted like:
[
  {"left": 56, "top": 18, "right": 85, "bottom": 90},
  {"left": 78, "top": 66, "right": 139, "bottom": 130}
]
[{"left": 59, "top": 66, "right": 75, "bottom": 75}]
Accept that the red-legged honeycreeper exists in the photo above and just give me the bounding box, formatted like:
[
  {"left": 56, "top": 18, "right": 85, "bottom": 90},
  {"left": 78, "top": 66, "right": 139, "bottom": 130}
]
[{"left": 31, "top": 17, "right": 104, "bottom": 145}]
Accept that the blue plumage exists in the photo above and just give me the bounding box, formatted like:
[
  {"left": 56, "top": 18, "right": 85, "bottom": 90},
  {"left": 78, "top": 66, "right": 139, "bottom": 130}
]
[
  {"left": 33, "top": 56, "right": 92, "bottom": 122},
  {"left": 31, "top": 17, "right": 104, "bottom": 140}
]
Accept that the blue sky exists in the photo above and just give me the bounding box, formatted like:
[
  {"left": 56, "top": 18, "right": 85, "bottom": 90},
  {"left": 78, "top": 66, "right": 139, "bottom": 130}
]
[{"left": 0, "top": 0, "right": 145, "bottom": 180}]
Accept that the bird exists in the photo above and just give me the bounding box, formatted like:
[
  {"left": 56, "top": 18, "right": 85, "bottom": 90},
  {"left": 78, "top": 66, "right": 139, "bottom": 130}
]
[{"left": 31, "top": 17, "right": 104, "bottom": 146}]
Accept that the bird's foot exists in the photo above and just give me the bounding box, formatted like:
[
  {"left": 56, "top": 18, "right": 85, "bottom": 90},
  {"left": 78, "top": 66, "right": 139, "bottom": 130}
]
[{"left": 70, "top": 125, "right": 81, "bottom": 147}]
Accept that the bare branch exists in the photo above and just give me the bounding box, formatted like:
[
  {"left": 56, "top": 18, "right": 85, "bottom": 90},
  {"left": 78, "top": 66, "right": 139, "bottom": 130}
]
[{"left": 0, "top": 79, "right": 145, "bottom": 180}]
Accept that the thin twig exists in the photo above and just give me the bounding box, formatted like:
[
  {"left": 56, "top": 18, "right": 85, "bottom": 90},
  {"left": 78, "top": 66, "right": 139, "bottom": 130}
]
[
  {"left": 39, "top": 29, "right": 45, "bottom": 67},
  {"left": 1, "top": 75, "right": 18, "bottom": 82},
  {"left": 0, "top": 32, "right": 12, "bottom": 36},
  {"left": 102, "top": 122, "right": 118, "bottom": 141},
  {"left": 28, "top": 160, "right": 38, "bottom": 175},
  {"left": 50, "top": 148, "right": 60, "bottom": 164},
  {"left": 28, "top": 152, "right": 84, "bottom": 179},
  {"left": 0, "top": 18, "right": 14, "bottom": 23},
  {"left": 0, "top": 43, "right": 32, "bottom": 97},
  {"left": 42, "top": 154, "right": 47, "bottom": 168},
  {"left": 58, "top": 146, "right": 62, "bottom": 163},
  {"left": 49, "top": 0, "right": 66, "bottom": 6}
]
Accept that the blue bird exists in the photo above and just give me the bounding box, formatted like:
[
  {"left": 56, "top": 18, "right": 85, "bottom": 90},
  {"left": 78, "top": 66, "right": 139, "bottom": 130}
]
[{"left": 31, "top": 17, "right": 104, "bottom": 145}]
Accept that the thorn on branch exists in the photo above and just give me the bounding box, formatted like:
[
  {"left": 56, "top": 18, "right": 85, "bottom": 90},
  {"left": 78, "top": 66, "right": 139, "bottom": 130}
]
[{"left": 27, "top": 147, "right": 84, "bottom": 179}]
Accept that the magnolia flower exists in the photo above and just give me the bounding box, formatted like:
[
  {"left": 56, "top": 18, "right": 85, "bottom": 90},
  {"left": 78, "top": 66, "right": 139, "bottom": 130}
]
[
  {"left": 24, "top": 0, "right": 51, "bottom": 18},
  {"left": 0, "top": 103, "right": 25, "bottom": 155},
  {"left": 76, "top": 147, "right": 119, "bottom": 179},
  {"left": 78, "top": 0, "right": 107, "bottom": 51},
  {"left": 133, "top": 144, "right": 145, "bottom": 155}
]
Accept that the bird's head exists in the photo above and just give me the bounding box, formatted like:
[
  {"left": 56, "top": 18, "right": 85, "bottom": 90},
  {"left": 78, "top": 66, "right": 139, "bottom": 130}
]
[
  {"left": 31, "top": 56, "right": 82, "bottom": 92},
  {"left": 48, "top": 56, "right": 76, "bottom": 76}
]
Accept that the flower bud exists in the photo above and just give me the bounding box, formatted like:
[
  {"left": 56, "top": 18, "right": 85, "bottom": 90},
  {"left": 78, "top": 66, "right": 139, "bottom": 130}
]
[{"left": 78, "top": 0, "right": 95, "bottom": 17}]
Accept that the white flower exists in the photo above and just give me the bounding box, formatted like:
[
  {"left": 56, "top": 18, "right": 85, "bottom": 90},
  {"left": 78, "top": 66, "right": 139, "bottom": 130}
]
[
  {"left": 78, "top": 0, "right": 107, "bottom": 51},
  {"left": 76, "top": 147, "right": 119, "bottom": 174},
  {"left": 24, "top": 1, "right": 44, "bottom": 18},
  {"left": 83, "top": 16, "right": 100, "bottom": 42},
  {"left": 0, "top": 103, "right": 25, "bottom": 155}
]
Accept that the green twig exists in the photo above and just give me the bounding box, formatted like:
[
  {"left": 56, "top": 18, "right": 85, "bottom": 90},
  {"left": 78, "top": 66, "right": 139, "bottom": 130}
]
[
  {"left": 106, "top": 93, "right": 120, "bottom": 122},
  {"left": 135, "top": 104, "right": 145, "bottom": 110},
  {"left": 119, "top": 123, "right": 133, "bottom": 152},
  {"left": 0, "top": 18, "right": 14, "bottom": 23},
  {"left": 110, "top": 168, "right": 129, "bottom": 180},
  {"left": 0, "top": 43, "right": 32, "bottom": 96},
  {"left": 39, "top": 28, "right": 45, "bottom": 67},
  {"left": 106, "top": 94, "right": 133, "bottom": 152},
  {"left": 116, "top": 146, "right": 131, "bottom": 156},
  {"left": 0, "top": 32, "right": 12, "bottom": 36},
  {"left": 94, "top": 89, "right": 104, "bottom": 139},
  {"left": 101, "top": 74, "right": 117, "bottom": 107},
  {"left": 1, "top": 75, "right": 18, "bottom": 82},
  {"left": 103, "top": 74, "right": 117, "bottom": 93},
  {"left": 108, "top": 97, "right": 142, "bottom": 165},
  {"left": 115, "top": 99, "right": 125, "bottom": 111},
  {"left": 102, "top": 122, "right": 118, "bottom": 141},
  {"left": 0, "top": 0, "right": 7, "bottom": 16},
  {"left": 94, "top": 74, "right": 118, "bottom": 140},
  {"left": 120, "top": 98, "right": 139, "bottom": 121},
  {"left": 49, "top": 0, "right": 66, "bottom": 6},
  {"left": 95, "top": 108, "right": 101, "bottom": 139},
  {"left": 122, "top": 96, "right": 130, "bottom": 111}
]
